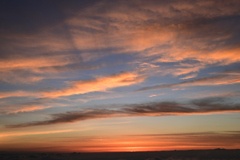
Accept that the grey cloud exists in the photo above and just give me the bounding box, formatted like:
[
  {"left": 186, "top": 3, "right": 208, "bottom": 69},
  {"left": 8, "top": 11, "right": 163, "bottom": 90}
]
[
  {"left": 6, "top": 109, "right": 120, "bottom": 128},
  {"left": 6, "top": 96, "right": 240, "bottom": 128}
]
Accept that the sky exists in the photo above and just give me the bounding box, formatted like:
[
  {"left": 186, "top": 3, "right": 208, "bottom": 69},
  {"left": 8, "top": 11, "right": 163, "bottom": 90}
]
[{"left": 0, "top": 0, "right": 240, "bottom": 153}]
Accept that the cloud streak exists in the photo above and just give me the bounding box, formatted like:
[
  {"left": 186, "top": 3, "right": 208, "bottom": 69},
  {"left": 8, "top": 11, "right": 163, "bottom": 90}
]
[
  {"left": 0, "top": 97, "right": 60, "bottom": 115},
  {"left": 0, "top": 91, "right": 41, "bottom": 99},
  {"left": 137, "top": 70, "right": 240, "bottom": 92},
  {"left": 2, "top": 105, "right": 51, "bottom": 115},
  {"left": 6, "top": 96, "right": 240, "bottom": 128},
  {"left": 43, "top": 72, "right": 146, "bottom": 98},
  {"left": 0, "top": 129, "right": 74, "bottom": 138}
]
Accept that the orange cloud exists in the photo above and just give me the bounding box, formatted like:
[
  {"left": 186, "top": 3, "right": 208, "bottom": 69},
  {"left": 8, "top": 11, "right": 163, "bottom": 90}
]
[
  {"left": 0, "top": 103, "right": 51, "bottom": 115},
  {"left": 0, "top": 72, "right": 146, "bottom": 100},
  {"left": 1, "top": 0, "right": 239, "bottom": 80},
  {"left": 43, "top": 72, "right": 146, "bottom": 98},
  {"left": 0, "top": 0, "right": 238, "bottom": 84},
  {"left": 64, "top": 1, "right": 240, "bottom": 78},
  {"left": 0, "top": 54, "right": 82, "bottom": 84},
  {"left": 0, "top": 54, "right": 78, "bottom": 72},
  {"left": 0, "top": 129, "right": 73, "bottom": 138},
  {"left": 5, "top": 105, "right": 51, "bottom": 114},
  {"left": 67, "top": 15, "right": 176, "bottom": 53},
  {"left": 156, "top": 47, "right": 240, "bottom": 65},
  {"left": 0, "top": 91, "right": 41, "bottom": 99}
]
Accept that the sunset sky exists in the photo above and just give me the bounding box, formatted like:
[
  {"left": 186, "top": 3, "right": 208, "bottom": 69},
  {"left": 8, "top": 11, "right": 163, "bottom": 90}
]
[{"left": 0, "top": 0, "right": 240, "bottom": 152}]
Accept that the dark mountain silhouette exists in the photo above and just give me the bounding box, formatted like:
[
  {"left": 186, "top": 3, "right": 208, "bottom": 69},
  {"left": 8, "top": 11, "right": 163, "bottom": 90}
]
[{"left": 0, "top": 149, "right": 239, "bottom": 160}]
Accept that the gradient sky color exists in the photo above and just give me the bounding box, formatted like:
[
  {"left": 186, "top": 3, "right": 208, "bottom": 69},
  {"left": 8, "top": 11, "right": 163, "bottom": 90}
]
[{"left": 0, "top": 0, "right": 240, "bottom": 152}]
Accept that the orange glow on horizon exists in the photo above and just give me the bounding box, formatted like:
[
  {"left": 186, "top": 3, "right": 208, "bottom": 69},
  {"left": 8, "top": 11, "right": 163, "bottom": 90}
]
[
  {"left": 23, "top": 133, "right": 238, "bottom": 153},
  {"left": 1, "top": 132, "right": 240, "bottom": 153}
]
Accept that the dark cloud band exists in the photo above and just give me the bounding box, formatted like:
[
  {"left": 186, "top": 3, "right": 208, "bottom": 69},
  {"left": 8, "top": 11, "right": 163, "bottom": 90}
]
[{"left": 6, "top": 96, "right": 240, "bottom": 128}]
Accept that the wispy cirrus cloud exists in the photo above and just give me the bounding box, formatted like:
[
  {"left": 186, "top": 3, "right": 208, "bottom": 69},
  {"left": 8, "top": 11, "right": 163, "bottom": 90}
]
[
  {"left": 0, "top": 71, "right": 145, "bottom": 98},
  {"left": 0, "top": 98, "right": 54, "bottom": 115},
  {"left": 0, "top": 91, "right": 41, "bottom": 99},
  {"left": 6, "top": 96, "right": 240, "bottom": 128},
  {"left": 0, "top": 129, "right": 74, "bottom": 138},
  {"left": 137, "top": 69, "right": 240, "bottom": 92},
  {"left": 43, "top": 72, "right": 146, "bottom": 98},
  {"left": 180, "top": 73, "right": 198, "bottom": 80},
  {"left": 0, "top": 54, "right": 80, "bottom": 84},
  {"left": 2, "top": 105, "right": 51, "bottom": 115}
]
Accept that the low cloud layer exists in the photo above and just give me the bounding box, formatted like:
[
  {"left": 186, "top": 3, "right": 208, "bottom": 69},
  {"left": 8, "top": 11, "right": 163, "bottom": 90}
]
[{"left": 6, "top": 96, "right": 240, "bottom": 128}]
